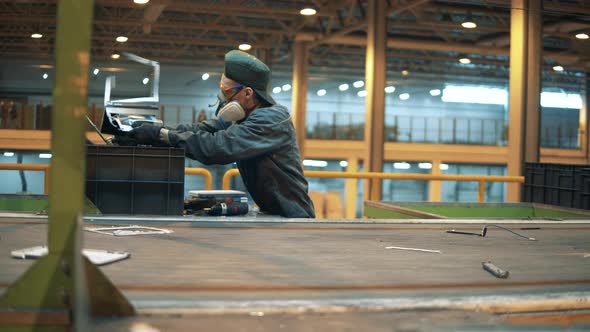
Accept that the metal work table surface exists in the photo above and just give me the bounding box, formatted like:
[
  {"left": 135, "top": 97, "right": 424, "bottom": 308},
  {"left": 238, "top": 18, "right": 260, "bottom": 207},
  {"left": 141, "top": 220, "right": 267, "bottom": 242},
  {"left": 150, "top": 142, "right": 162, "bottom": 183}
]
[{"left": 1, "top": 214, "right": 589, "bottom": 331}]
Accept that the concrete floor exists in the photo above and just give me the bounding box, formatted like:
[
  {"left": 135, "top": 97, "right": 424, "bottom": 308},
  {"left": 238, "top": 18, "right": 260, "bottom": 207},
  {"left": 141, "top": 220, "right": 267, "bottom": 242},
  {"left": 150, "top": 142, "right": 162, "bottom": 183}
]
[{"left": 1, "top": 214, "right": 589, "bottom": 331}]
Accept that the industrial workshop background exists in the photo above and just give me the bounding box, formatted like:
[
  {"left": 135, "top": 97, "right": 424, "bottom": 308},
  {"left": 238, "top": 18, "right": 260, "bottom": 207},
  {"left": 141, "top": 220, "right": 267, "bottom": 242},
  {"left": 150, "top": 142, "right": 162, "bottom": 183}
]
[{"left": 0, "top": 0, "right": 588, "bottom": 218}]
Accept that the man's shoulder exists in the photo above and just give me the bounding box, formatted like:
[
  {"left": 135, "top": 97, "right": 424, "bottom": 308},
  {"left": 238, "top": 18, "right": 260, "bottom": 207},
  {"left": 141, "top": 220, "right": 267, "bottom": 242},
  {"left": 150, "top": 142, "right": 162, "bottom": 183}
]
[{"left": 249, "top": 104, "right": 291, "bottom": 121}]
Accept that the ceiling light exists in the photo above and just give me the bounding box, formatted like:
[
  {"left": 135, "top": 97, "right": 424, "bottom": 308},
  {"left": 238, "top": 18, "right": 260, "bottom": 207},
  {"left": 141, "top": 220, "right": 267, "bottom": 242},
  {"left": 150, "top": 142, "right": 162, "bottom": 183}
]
[
  {"left": 399, "top": 93, "right": 410, "bottom": 100},
  {"left": 93, "top": 68, "right": 99, "bottom": 75},
  {"left": 353, "top": 80, "right": 364, "bottom": 88},
  {"left": 42, "top": 72, "right": 48, "bottom": 80},
  {"left": 142, "top": 77, "right": 150, "bottom": 85},
  {"left": 459, "top": 57, "right": 471, "bottom": 64},
  {"left": 201, "top": 73, "right": 209, "bottom": 80},
  {"left": 439, "top": 163, "right": 449, "bottom": 170},
  {"left": 238, "top": 43, "right": 252, "bottom": 51},
  {"left": 116, "top": 36, "right": 128, "bottom": 43},
  {"left": 401, "top": 70, "right": 409, "bottom": 76},
  {"left": 3, "top": 152, "right": 15, "bottom": 157},
  {"left": 357, "top": 90, "right": 367, "bottom": 97},
  {"left": 317, "top": 89, "right": 326, "bottom": 96},
  {"left": 461, "top": 21, "right": 477, "bottom": 29},
  {"left": 300, "top": 8, "right": 317, "bottom": 16},
  {"left": 430, "top": 89, "right": 441, "bottom": 96},
  {"left": 575, "top": 33, "right": 589, "bottom": 39},
  {"left": 553, "top": 65, "right": 564, "bottom": 72},
  {"left": 272, "top": 87, "right": 281, "bottom": 94},
  {"left": 339, "top": 160, "right": 348, "bottom": 167},
  {"left": 31, "top": 33, "right": 43, "bottom": 39},
  {"left": 303, "top": 159, "right": 327, "bottom": 167},
  {"left": 338, "top": 83, "right": 349, "bottom": 91},
  {"left": 384, "top": 86, "right": 395, "bottom": 93},
  {"left": 111, "top": 53, "right": 120, "bottom": 59},
  {"left": 39, "top": 153, "right": 52, "bottom": 159},
  {"left": 393, "top": 162, "right": 411, "bottom": 170},
  {"left": 418, "top": 163, "right": 432, "bottom": 169},
  {"left": 282, "top": 84, "right": 291, "bottom": 91},
  {"left": 134, "top": 0, "right": 150, "bottom": 4}
]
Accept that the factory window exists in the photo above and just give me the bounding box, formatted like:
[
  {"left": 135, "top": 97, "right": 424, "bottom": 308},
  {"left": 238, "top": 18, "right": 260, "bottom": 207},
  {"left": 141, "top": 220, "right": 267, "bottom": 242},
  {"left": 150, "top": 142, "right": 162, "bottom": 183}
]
[
  {"left": 381, "top": 161, "right": 429, "bottom": 202},
  {"left": 441, "top": 163, "right": 506, "bottom": 203}
]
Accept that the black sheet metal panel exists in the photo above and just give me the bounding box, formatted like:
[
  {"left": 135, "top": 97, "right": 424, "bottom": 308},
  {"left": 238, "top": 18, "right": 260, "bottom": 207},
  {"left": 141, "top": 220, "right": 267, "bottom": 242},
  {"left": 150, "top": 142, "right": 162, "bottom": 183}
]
[{"left": 85, "top": 145, "right": 185, "bottom": 215}]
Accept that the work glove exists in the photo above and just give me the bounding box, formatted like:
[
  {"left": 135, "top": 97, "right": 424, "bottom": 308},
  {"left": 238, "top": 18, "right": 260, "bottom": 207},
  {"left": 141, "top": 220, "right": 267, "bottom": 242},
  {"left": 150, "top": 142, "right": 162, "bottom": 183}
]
[
  {"left": 129, "top": 123, "right": 162, "bottom": 146},
  {"left": 112, "top": 134, "right": 137, "bottom": 146}
]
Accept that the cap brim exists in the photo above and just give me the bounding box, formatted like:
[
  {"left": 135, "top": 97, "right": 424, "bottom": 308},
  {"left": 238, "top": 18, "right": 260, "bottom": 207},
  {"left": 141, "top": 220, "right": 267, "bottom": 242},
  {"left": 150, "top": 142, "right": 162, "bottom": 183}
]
[{"left": 255, "top": 89, "right": 276, "bottom": 106}]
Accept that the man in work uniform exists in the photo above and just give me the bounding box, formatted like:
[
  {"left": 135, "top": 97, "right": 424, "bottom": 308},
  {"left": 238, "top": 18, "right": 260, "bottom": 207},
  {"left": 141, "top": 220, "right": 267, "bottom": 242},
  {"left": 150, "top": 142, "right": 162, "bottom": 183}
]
[{"left": 128, "top": 50, "right": 316, "bottom": 218}]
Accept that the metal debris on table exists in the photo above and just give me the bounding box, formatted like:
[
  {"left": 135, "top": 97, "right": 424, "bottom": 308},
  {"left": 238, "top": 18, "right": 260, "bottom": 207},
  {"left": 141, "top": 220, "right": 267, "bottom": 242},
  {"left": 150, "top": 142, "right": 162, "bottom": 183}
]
[
  {"left": 11, "top": 245, "right": 130, "bottom": 265},
  {"left": 482, "top": 261, "right": 510, "bottom": 278},
  {"left": 446, "top": 224, "right": 537, "bottom": 241},
  {"left": 385, "top": 246, "right": 442, "bottom": 254},
  {"left": 85, "top": 225, "right": 173, "bottom": 236}
]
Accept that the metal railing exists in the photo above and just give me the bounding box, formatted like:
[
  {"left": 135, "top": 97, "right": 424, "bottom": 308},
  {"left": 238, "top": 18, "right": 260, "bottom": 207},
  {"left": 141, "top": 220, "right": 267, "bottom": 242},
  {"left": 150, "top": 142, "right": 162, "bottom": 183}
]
[
  {"left": 0, "top": 164, "right": 213, "bottom": 194},
  {"left": 0, "top": 163, "right": 50, "bottom": 194},
  {"left": 222, "top": 168, "right": 524, "bottom": 203},
  {"left": 185, "top": 167, "right": 213, "bottom": 190}
]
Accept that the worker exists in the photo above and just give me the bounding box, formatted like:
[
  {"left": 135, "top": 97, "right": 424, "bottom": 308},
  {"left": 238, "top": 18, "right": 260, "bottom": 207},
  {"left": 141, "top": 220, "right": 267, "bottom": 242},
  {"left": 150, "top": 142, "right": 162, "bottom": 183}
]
[{"left": 126, "top": 50, "right": 316, "bottom": 218}]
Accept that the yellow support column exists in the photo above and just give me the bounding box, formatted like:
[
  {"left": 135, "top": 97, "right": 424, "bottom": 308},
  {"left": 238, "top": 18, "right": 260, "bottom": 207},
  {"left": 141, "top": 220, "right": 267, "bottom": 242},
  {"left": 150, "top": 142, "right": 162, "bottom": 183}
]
[
  {"left": 345, "top": 158, "right": 359, "bottom": 219},
  {"left": 363, "top": 0, "right": 387, "bottom": 201}
]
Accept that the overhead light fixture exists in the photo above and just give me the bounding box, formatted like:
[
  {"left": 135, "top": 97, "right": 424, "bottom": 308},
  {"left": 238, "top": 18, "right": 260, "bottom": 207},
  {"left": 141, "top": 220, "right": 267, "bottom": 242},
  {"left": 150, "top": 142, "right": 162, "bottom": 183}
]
[
  {"left": 116, "top": 36, "right": 128, "bottom": 43},
  {"left": 303, "top": 159, "right": 327, "bottom": 167},
  {"left": 272, "top": 87, "right": 281, "bottom": 94},
  {"left": 282, "top": 84, "right": 292, "bottom": 91},
  {"left": 357, "top": 90, "right": 367, "bottom": 97},
  {"left": 317, "top": 89, "right": 327, "bottom": 96},
  {"left": 461, "top": 21, "right": 477, "bottom": 29},
  {"left": 459, "top": 57, "right": 471, "bottom": 64},
  {"left": 142, "top": 77, "right": 150, "bottom": 85},
  {"left": 399, "top": 93, "right": 410, "bottom": 100},
  {"left": 338, "top": 83, "right": 349, "bottom": 91},
  {"left": 353, "top": 80, "right": 364, "bottom": 88},
  {"left": 300, "top": 8, "right": 317, "bottom": 16},
  {"left": 401, "top": 70, "right": 409, "bottom": 76},
  {"left": 93, "top": 68, "right": 100, "bottom": 75},
  {"left": 238, "top": 43, "right": 252, "bottom": 51},
  {"left": 418, "top": 163, "right": 432, "bottom": 169},
  {"left": 553, "top": 65, "right": 564, "bottom": 72},
  {"left": 384, "top": 86, "right": 395, "bottom": 93},
  {"left": 134, "top": 0, "right": 150, "bottom": 4},
  {"left": 575, "top": 33, "right": 589, "bottom": 39},
  {"left": 42, "top": 72, "right": 48, "bottom": 80},
  {"left": 111, "top": 53, "right": 120, "bottom": 59},
  {"left": 39, "top": 153, "right": 52, "bottom": 159},
  {"left": 31, "top": 33, "right": 43, "bottom": 39},
  {"left": 393, "top": 162, "right": 411, "bottom": 170},
  {"left": 339, "top": 160, "right": 348, "bottom": 167},
  {"left": 201, "top": 73, "right": 209, "bottom": 80},
  {"left": 439, "top": 163, "right": 449, "bottom": 170},
  {"left": 3, "top": 152, "right": 15, "bottom": 157},
  {"left": 430, "top": 89, "right": 441, "bottom": 96}
]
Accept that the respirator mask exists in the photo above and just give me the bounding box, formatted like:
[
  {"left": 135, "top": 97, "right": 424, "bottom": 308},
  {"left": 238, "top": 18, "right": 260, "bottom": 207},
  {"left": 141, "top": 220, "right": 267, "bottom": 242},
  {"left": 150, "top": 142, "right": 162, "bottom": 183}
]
[{"left": 213, "top": 90, "right": 246, "bottom": 122}]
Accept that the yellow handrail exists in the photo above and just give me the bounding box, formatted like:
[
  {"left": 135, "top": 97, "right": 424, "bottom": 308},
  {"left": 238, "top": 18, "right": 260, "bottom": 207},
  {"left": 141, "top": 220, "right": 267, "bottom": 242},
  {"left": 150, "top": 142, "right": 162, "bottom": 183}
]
[
  {"left": 185, "top": 167, "right": 213, "bottom": 190},
  {"left": 0, "top": 163, "right": 50, "bottom": 195},
  {"left": 222, "top": 168, "right": 524, "bottom": 203},
  {"left": 0, "top": 164, "right": 213, "bottom": 194}
]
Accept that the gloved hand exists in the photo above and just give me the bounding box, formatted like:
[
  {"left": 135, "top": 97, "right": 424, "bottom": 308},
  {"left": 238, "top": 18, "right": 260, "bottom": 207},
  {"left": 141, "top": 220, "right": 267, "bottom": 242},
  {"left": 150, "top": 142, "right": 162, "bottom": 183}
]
[
  {"left": 112, "top": 135, "right": 137, "bottom": 146},
  {"left": 129, "top": 124, "right": 162, "bottom": 146}
]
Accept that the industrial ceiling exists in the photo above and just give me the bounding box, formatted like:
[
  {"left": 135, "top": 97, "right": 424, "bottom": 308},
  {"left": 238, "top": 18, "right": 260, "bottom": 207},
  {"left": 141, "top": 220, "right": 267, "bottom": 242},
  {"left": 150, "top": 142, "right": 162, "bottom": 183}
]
[{"left": 1, "top": 0, "right": 589, "bottom": 88}]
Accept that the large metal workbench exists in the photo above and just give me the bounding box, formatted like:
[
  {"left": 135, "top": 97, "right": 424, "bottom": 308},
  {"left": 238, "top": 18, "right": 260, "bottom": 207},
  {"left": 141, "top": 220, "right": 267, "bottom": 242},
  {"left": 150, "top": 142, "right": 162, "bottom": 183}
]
[{"left": 1, "top": 213, "right": 589, "bottom": 331}]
